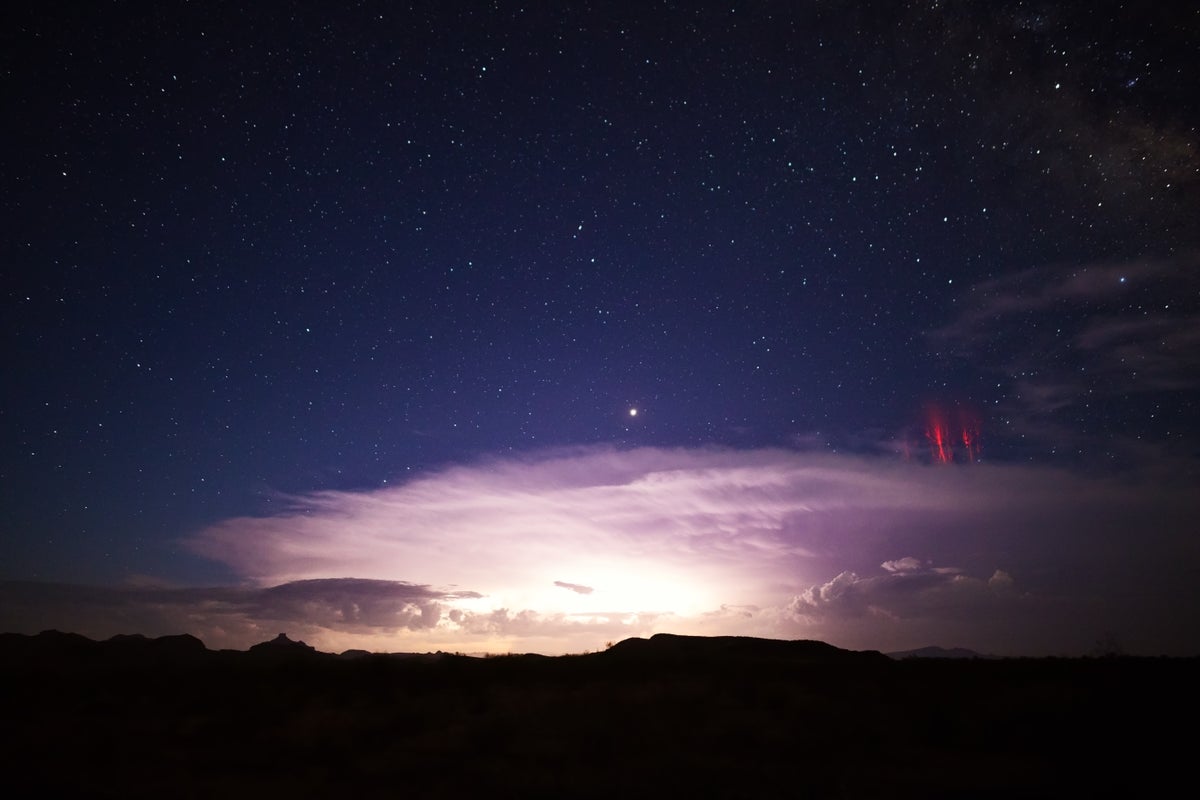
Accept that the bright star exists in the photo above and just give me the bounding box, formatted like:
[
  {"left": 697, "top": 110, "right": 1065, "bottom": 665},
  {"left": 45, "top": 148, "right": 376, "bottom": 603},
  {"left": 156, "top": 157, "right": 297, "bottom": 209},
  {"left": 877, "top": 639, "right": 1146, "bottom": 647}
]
[{"left": 629, "top": 408, "right": 638, "bottom": 417}]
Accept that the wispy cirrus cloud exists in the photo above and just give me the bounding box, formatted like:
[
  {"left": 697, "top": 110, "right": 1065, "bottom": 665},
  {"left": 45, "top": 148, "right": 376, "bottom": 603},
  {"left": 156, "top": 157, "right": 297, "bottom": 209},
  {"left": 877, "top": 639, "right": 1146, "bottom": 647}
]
[{"left": 930, "top": 255, "right": 1200, "bottom": 450}]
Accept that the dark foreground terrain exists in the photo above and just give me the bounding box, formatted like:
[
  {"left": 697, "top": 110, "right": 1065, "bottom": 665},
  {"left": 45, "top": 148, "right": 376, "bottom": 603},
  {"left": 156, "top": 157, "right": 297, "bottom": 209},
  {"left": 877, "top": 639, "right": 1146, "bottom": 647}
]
[{"left": 1, "top": 631, "right": 1194, "bottom": 798}]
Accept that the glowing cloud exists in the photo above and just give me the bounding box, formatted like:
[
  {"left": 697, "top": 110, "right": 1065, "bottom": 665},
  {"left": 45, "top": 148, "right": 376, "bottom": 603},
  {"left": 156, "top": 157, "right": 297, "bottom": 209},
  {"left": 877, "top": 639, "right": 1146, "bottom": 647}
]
[
  {"left": 165, "top": 445, "right": 1200, "bottom": 655},
  {"left": 5, "top": 449, "right": 1181, "bottom": 655}
]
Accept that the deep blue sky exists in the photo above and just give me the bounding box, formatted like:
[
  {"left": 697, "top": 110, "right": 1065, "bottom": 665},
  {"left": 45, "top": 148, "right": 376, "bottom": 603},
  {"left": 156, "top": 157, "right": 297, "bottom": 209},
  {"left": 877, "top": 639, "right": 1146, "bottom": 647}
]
[{"left": 3, "top": 2, "right": 1198, "bottom": 654}]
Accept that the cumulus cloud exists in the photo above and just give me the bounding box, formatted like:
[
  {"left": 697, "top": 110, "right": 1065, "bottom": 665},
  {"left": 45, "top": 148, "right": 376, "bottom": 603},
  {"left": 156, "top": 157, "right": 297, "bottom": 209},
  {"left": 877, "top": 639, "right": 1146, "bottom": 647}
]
[
  {"left": 788, "top": 560, "right": 1020, "bottom": 622},
  {"left": 988, "top": 570, "right": 1014, "bottom": 590}
]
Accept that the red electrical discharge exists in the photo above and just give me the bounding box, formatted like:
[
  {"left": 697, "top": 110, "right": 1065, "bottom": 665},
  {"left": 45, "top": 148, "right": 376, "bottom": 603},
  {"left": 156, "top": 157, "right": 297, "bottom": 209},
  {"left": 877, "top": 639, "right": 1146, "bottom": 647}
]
[
  {"left": 961, "top": 416, "right": 980, "bottom": 463},
  {"left": 924, "top": 407, "right": 952, "bottom": 464},
  {"left": 922, "top": 404, "right": 981, "bottom": 464}
]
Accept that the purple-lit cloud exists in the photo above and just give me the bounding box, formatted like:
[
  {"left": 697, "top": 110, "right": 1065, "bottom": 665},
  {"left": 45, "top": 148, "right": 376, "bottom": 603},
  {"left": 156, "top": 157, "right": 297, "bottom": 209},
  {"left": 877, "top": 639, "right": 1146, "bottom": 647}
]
[
  {"left": 174, "top": 447, "right": 1200, "bottom": 654},
  {"left": 789, "top": 561, "right": 1019, "bottom": 621},
  {"left": 5, "top": 446, "right": 1196, "bottom": 655}
]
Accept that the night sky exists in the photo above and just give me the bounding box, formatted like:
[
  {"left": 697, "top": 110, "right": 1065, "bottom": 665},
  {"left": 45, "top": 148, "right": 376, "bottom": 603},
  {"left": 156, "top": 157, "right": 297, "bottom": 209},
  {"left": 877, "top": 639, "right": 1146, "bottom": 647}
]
[{"left": 3, "top": 2, "right": 1198, "bottom": 656}]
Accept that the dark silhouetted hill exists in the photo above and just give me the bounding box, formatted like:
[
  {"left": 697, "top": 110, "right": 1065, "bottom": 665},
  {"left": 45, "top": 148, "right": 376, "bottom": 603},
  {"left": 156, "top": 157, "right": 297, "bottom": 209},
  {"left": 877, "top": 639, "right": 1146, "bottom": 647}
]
[
  {"left": 1, "top": 629, "right": 1196, "bottom": 797},
  {"left": 602, "top": 632, "right": 889, "bottom": 666},
  {"left": 0, "top": 629, "right": 210, "bottom": 671},
  {"left": 888, "top": 645, "right": 997, "bottom": 660},
  {"left": 0, "top": 629, "right": 94, "bottom": 660},
  {"left": 246, "top": 632, "right": 326, "bottom": 663}
]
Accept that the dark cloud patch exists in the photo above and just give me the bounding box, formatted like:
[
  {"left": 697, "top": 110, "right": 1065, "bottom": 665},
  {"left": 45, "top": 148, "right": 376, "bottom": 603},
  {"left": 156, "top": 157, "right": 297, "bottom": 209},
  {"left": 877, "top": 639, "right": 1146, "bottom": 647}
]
[
  {"left": 554, "top": 581, "right": 594, "bottom": 595},
  {"left": 0, "top": 578, "right": 481, "bottom": 650},
  {"left": 248, "top": 578, "right": 480, "bottom": 630}
]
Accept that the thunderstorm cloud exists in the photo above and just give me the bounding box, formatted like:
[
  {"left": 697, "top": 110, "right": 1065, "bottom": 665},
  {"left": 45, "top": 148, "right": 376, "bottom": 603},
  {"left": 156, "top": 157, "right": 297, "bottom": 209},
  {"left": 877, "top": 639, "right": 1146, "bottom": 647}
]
[{"left": 4, "top": 446, "right": 1195, "bottom": 654}]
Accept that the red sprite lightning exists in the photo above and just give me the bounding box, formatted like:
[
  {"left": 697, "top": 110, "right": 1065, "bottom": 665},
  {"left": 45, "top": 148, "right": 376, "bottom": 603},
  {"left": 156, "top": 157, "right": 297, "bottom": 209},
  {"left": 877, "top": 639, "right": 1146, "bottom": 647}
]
[
  {"left": 925, "top": 409, "right": 951, "bottom": 464},
  {"left": 960, "top": 415, "right": 980, "bottom": 462},
  {"left": 922, "top": 404, "right": 981, "bottom": 464}
]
